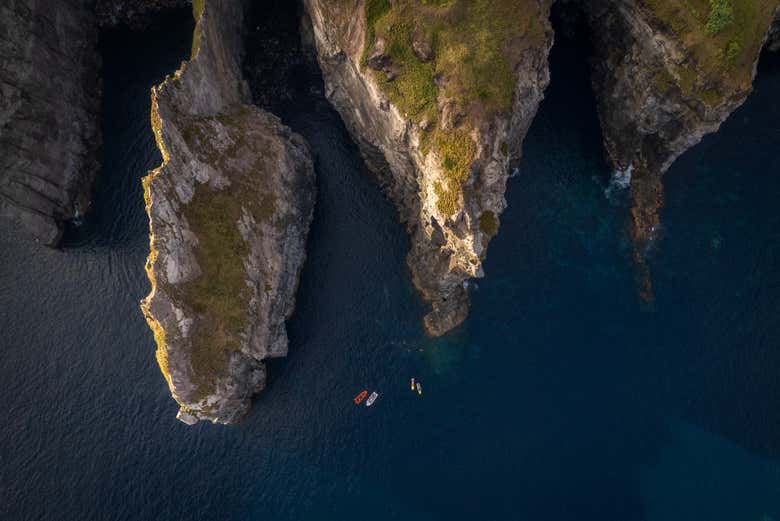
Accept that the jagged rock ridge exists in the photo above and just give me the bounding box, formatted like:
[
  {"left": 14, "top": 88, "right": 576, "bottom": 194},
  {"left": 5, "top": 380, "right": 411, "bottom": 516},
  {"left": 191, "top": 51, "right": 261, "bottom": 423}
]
[{"left": 141, "top": 0, "right": 315, "bottom": 425}]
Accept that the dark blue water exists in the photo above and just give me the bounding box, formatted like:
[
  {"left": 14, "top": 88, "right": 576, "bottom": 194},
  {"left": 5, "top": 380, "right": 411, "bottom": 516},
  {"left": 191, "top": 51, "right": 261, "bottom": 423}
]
[{"left": 2, "top": 9, "right": 780, "bottom": 520}]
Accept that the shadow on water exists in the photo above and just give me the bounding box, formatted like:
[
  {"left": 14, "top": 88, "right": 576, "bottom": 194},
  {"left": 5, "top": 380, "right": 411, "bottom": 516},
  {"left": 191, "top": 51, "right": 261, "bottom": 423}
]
[
  {"left": 242, "top": 0, "right": 428, "bottom": 391},
  {"left": 1, "top": 0, "right": 780, "bottom": 519},
  {"left": 653, "top": 48, "right": 780, "bottom": 458},
  {"left": 61, "top": 9, "right": 194, "bottom": 250}
]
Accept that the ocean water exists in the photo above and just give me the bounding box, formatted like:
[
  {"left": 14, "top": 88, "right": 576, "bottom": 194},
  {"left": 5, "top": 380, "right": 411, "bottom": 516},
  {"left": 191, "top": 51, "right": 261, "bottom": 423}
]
[{"left": 1, "top": 7, "right": 780, "bottom": 521}]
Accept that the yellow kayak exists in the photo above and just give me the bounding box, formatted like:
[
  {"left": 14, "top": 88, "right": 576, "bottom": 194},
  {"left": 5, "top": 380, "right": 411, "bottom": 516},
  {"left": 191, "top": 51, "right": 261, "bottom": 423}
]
[
  {"left": 416, "top": 382, "right": 422, "bottom": 395},
  {"left": 410, "top": 377, "right": 415, "bottom": 391}
]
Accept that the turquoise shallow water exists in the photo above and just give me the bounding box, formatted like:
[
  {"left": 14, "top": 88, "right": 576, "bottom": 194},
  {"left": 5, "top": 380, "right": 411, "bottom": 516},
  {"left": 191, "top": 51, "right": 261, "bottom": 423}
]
[{"left": 1, "top": 8, "right": 780, "bottom": 521}]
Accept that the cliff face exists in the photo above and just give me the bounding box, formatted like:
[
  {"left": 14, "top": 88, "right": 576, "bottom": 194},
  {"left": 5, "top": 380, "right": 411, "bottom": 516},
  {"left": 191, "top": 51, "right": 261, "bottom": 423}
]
[
  {"left": 141, "top": 0, "right": 315, "bottom": 425},
  {"left": 0, "top": 0, "right": 101, "bottom": 245},
  {"left": 584, "top": 0, "right": 779, "bottom": 300},
  {"left": 304, "top": 0, "right": 553, "bottom": 335},
  {"left": 0, "top": 0, "right": 198, "bottom": 246}
]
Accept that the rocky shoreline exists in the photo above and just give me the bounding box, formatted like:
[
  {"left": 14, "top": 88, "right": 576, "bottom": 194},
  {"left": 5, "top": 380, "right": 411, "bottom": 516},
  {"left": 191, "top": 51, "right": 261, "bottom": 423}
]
[{"left": 2, "top": 0, "right": 779, "bottom": 424}]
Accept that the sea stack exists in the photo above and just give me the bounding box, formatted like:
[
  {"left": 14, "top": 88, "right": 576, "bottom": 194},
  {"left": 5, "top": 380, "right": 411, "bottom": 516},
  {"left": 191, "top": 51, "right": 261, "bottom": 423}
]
[{"left": 141, "top": 0, "right": 315, "bottom": 424}]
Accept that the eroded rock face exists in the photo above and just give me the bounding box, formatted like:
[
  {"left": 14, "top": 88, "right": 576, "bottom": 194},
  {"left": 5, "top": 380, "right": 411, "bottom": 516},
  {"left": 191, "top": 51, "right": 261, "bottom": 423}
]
[
  {"left": 142, "top": 0, "right": 315, "bottom": 425},
  {"left": 304, "top": 0, "right": 553, "bottom": 335},
  {"left": 584, "top": 0, "right": 779, "bottom": 300},
  {"left": 0, "top": 0, "right": 101, "bottom": 245}
]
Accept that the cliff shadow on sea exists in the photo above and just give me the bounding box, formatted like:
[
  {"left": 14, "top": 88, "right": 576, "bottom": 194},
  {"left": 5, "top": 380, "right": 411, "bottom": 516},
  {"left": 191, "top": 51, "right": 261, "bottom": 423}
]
[
  {"left": 240, "top": 0, "right": 429, "bottom": 395},
  {"left": 61, "top": 9, "right": 195, "bottom": 249}
]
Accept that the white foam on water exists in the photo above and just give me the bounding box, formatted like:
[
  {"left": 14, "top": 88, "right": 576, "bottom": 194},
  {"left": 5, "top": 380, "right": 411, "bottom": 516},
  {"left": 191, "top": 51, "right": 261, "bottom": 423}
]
[{"left": 605, "top": 164, "right": 633, "bottom": 203}]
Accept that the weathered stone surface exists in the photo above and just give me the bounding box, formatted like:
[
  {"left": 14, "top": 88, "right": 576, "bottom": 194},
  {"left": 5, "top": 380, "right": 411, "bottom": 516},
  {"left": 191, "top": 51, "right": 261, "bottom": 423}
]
[
  {"left": 0, "top": 0, "right": 101, "bottom": 245},
  {"left": 303, "top": 0, "right": 553, "bottom": 335},
  {"left": 141, "top": 0, "right": 315, "bottom": 424}
]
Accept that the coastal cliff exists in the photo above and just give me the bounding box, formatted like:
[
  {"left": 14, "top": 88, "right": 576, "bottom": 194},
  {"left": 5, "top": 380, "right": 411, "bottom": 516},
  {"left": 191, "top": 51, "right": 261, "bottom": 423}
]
[
  {"left": 584, "top": 0, "right": 779, "bottom": 300},
  {"left": 303, "top": 0, "right": 554, "bottom": 335},
  {"left": 141, "top": 0, "right": 315, "bottom": 424},
  {"left": 0, "top": 0, "right": 101, "bottom": 245}
]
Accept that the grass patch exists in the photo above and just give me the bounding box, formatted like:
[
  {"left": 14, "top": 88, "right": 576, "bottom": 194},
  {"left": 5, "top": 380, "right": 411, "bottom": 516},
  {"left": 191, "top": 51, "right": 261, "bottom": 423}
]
[
  {"left": 180, "top": 184, "right": 250, "bottom": 397},
  {"left": 479, "top": 211, "right": 499, "bottom": 236},
  {"left": 362, "top": 0, "right": 547, "bottom": 214},
  {"left": 160, "top": 111, "right": 277, "bottom": 399},
  {"left": 705, "top": 0, "right": 735, "bottom": 34},
  {"left": 434, "top": 179, "right": 460, "bottom": 217},
  {"left": 641, "top": 0, "right": 777, "bottom": 104},
  {"left": 191, "top": 0, "right": 205, "bottom": 58}
]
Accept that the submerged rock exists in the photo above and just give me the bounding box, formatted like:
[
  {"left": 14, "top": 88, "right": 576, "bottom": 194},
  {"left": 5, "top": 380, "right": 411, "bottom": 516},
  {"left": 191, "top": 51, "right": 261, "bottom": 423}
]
[
  {"left": 584, "top": 0, "right": 779, "bottom": 301},
  {"left": 142, "top": 0, "right": 315, "bottom": 424},
  {"left": 0, "top": 0, "right": 101, "bottom": 245},
  {"left": 304, "top": 0, "right": 553, "bottom": 335}
]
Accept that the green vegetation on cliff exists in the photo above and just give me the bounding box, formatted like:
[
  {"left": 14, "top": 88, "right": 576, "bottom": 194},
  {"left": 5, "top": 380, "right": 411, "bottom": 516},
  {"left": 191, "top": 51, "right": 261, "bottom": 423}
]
[
  {"left": 642, "top": 0, "right": 776, "bottom": 104},
  {"left": 479, "top": 210, "right": 499, "bottom": 236},
  {"left": 180, "top": 184, "right": 250, "bottom": 397},
  {"left": 362, "top": 0, "right": 547, "bottom": 216},
  {"left": 166, "top": 112, "right": 277, "bottom": 399},
  {"left": 191, "top": 0, "right": 205, "bottom": 57},
  {"left": 705, "top": 0, "right": 735, "bottom": 35}
]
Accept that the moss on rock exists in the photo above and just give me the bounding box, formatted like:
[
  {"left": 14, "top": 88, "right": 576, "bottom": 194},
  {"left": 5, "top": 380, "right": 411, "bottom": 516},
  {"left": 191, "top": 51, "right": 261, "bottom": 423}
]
[
  {"left": 641, "top": 0, "right": 777, "bottom": 104},
  {"left": 362, "top": 0, "right": 546, "bottom": 213}
]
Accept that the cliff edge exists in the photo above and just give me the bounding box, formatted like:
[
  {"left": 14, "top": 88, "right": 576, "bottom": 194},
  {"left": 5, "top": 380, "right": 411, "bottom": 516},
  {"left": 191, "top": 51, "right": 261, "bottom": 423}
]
[{"left": 141, "top": 0, "right": 315, "bottom": 425}]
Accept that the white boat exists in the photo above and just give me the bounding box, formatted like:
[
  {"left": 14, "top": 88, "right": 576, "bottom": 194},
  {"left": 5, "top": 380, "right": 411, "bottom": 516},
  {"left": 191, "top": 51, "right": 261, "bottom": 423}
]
[{"left": 365, "top": 391, "right": 379, "bottom": 407}]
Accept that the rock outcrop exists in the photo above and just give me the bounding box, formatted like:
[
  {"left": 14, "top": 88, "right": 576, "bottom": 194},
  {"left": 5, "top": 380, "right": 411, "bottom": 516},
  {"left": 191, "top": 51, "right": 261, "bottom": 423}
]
[
  {"left": 0, "top": 0, "right": 101, "bottom": 245},
  {"left": 584, "top": 0, "right": 780, "bottom": 300},
  {"left": 141, "top": 0, "right": 315, "bottom": 425},
  {"left": 304, "top": 0, "right": 554, "bottom": 335}
]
